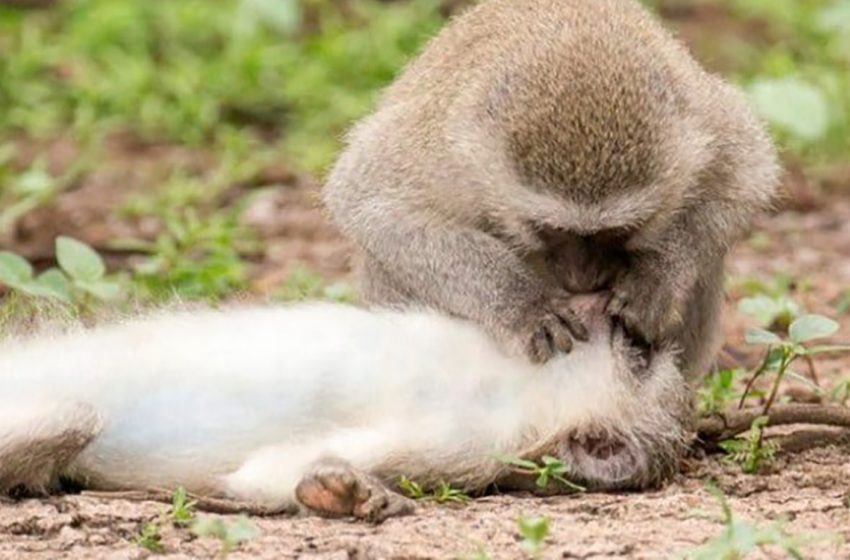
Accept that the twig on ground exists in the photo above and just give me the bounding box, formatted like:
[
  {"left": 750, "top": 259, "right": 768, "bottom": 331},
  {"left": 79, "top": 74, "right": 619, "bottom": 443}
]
[
  {"left": 772, "top": 428, "right": 850, "bottom": 454},
  {"left": 698, "top": 404, "right": 850, "bottom": 441}
]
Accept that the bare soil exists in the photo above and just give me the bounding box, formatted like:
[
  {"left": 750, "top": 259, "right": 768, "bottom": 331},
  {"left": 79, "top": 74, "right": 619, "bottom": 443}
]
[{"left": 2, "top": 160, "right": 850, "bottom": 558}]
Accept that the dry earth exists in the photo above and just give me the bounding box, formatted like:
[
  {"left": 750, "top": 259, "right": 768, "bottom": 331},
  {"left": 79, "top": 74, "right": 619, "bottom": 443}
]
[{"left": 1, "top": 164, "right": 850, "bottom": 558}]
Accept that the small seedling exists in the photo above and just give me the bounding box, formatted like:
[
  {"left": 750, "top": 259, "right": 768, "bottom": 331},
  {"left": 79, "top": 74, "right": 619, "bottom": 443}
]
[
  {"left": 738, "top": 293, "right": 801, "bottom": 331},
  {"left": 55, "top": 236, "right": 122, "bottom": 302},
  {"left": 719, "top": 415, "right": 778, "bottom": 474},
  {"left": 497, "top": 455, "right": 586, "bottom": 492},
  {"left": 686, "top": 483, "right": 841, "bottom": 559},
  {"left": 740, "top": 313, "right": 850, "bottom": 414},
  {"left": 518, "top": 515, "right": 550, "bottom": 559},
  {"left": 124, "top": 209, "right": 249, "bottom": 301},
  {"left": 398, "top": 476, "right": 470, "bottom": 504},
  {"left": 169, "top": 486, "right": 197, "bottom": 526},
  {"left": 699, "top": 369, "right": 743, "bottom": 414},
  {"left": 398, "top": 475, "right": 426, "bottom": 500},
  {"left": 191, "top": 515, "right": 259, "bottom": 556},
  {"left": 431, "top": 481, "right": 471, "bottom": 504},
  {"left": 276, "top": 263, "right": 356, "bottom": 303},
  {"left": 0, "top": 237, "right": 121, "bottom": 308},
  {"left": 136, "top": 521, "right": 164, "bottom": 553}
]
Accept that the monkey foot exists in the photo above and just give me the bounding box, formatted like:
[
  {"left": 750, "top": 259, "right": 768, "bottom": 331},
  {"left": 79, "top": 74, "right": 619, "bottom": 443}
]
[{"left": 295, "top": 458, "right": 414, "bottom": 523}]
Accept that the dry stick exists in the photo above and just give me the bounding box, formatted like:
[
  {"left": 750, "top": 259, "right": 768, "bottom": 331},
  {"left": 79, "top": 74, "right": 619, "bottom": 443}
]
[
  {"left": 697, "top": 404, "right": 850, "bottom": 442},
  {"left": 772, "top": 428, "right": 850, "bottom": 454}
]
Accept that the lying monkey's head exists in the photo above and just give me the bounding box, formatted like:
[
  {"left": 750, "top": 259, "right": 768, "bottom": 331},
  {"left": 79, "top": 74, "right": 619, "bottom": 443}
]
[{"left": 520, "top": 293, "right": 692, "bottom": 492}]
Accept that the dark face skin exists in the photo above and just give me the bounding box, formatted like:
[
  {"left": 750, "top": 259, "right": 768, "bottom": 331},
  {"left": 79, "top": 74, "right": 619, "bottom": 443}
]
[{"left": 539, "top": 227, "right": 632, "bottom": 295}]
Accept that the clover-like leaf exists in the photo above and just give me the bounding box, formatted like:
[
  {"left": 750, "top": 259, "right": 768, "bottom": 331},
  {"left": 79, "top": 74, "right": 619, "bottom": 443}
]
[
  {"left": 56, "top": 236, "right": 106, "bottom": 282},
  {"left": 0, "top": 251, "right": 34, "bottom": 288},
  {"left": 789, "top": 314, "right": 839, "bottom": 344},
  {"left": 745, "top": 328, "right": 783, "bottom": 346},
  {"left": 30, "top": 268, "right": 72, "bottom": 302},
  {"left": 76, "top": 279, "right": 121, "bottom": 301}
]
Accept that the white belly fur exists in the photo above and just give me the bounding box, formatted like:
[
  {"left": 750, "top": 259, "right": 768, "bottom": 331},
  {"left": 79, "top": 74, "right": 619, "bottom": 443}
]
[{"left": 0, "top": 302, "right": 629, "bottom": 504}]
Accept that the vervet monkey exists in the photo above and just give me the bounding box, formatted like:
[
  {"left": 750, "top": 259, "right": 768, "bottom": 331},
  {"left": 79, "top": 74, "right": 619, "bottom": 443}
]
[
  {"left": 324, "top": 0, "right": 779, "bottom": 374},
  {"left": 0, "top": 295, "right": 688, "bottom": 522}
]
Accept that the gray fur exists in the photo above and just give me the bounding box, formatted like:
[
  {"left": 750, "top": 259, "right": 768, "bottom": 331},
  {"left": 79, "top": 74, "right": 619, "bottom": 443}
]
[{"left": 324, "top": 0, "right": 780, "bottom": 374}]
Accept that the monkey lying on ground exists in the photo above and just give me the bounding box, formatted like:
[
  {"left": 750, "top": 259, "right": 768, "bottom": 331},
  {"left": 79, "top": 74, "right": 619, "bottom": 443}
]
[
  {"left": 325, "top": 0, "right": 779, "bottom": 374},
  {"left": 0, "top": 294, "right": 689, "bottom": 522}
]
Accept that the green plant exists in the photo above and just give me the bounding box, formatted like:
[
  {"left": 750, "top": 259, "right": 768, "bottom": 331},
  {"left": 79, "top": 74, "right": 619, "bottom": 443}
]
[
  {"left": 169, "top": 486, "right": 197, "bottom": 526},
  {"left": 124, "top": 209, "right": 250, "bottom": 301},
  {"left": 829, "top": 378, "right": 850, "bottom": 405},
  {"left": 497, "top": 455, "right": 586, "bottom": 493},
  {"left": 0, "top": 237, "right": 121, "bottom": 307},
  {"left": 398, "top": 476, "right": 470, "bottom": 504},
  {"left": 398, "top": 475, "right": 425, "bottom": 500},
  {"left": 191, "top": 515, "right": 259, "bottom": 556},
  {"left": 740, "top": 313, "right": 850, "bottom": 414},
  {"left": 719, "top": 416, "right": 778, "bottom": 474},
  {"left": 738, "top": 294, "right": 802, "bottom": 331},
  {"left": 457, "top": 547, "right": 493, "bottom": 560},
  {"left": 276, "top": 263, "right": 356, "bottom": 303},
  {"left": 136, "top": 521, "right": 164, "bottom": 553},
  {"left": 686, "top": 483, "right": 841, "bottom": 559},
  {"left": 699, "top": 369, "right": 743, "bottom": 414},
  {"left": 431, "top": 481, "right": 471, "bottom": 504},
  {"left": 517, "top": 515, "right": 550, "bottom": 559}
]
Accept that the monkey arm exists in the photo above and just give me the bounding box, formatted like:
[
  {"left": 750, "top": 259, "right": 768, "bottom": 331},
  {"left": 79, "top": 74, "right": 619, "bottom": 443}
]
[
  {"left": 347, "top": 209, "right": 587, "bottom": 360},
  {"left": 611, "top": 196, "right": 763, "bottom": 347}
]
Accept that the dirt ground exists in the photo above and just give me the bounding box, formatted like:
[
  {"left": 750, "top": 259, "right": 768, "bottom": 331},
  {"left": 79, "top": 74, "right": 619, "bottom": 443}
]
[{"left": 1, "top": 163, "right": 850, "bottom": 558}]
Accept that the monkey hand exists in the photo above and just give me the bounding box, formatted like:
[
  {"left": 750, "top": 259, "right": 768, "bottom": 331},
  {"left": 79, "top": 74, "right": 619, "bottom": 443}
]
[
  {"left": 607, "top": 262, "right": 686, "bottom": 346},
  {"left": 513, "top": 292, "right": 590, "bottom": 364}
]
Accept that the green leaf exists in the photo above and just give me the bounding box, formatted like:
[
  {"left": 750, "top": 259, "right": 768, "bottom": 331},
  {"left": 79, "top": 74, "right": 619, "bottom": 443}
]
[
  {"left": 30, "top": 268, "right": 72, "bottom": 302},
  {"left": 745, "top": 328, "right": 783, "bottom": 346},
  {"left": 748, "top": 77, "right": 830, "bottom": 142},
  {"left": 56, "top": 237, "right": 106, "bottom": 281},
  {"left": 223, "top": 516, "right": 259, "bottom": 548},
  {"left": 0, "top": 251, "right": 34, "bottom": 288},
  {"left": 493, "top": 454, "right": 539, "bottom": 470},
  {"left": 76, "top": 279, "right": 121, "bottom": 301},
  {"left": 518, "top": 516, "right": 550, "bottom": 551},
  {"left": 789, "top": 314, "right": 839, "bottom": 343},
  {"left": 817, "top": 1, "right": 850, "bottom": 32}
]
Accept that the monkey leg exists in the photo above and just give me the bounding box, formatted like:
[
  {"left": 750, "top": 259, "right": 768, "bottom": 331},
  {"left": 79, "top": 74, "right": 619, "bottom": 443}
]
[
  {"left": 221, "top": 428, "right": 414, "bottom": 521},
  {"left": 295, "top": 457, "right": 414, "bottom": 523},
  {"left": 0, "top": 400, "right": 101, "bottom": 494}
]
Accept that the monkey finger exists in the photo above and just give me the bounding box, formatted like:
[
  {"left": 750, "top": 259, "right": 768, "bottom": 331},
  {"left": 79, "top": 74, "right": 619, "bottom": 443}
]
[
  {"left": 528, "top": 328, "right": 555, "bottom": 364},
  {"left": 543, "top": 315, "right": 574, "bottom": 354},
  {"left": 605, "top": 292, "right": 627, "bottom": 317},
  {"left": 549, "top": 297, "right": 589, "bottom": 342}
]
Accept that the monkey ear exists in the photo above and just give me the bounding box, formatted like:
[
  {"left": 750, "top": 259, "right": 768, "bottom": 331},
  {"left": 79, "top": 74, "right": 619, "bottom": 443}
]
[{"left": 0, "top": 400, "right": 102, "bottom": 494}]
